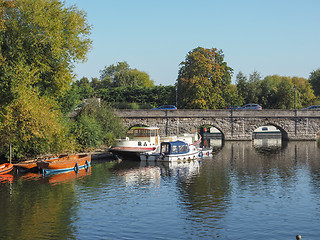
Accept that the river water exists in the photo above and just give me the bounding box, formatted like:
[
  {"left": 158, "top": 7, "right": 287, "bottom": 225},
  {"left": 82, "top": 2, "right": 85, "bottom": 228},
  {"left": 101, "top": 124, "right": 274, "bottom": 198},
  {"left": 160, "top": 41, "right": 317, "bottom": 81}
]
[{"left": 1, "top": 141, "right": 320, "bottom": 239}]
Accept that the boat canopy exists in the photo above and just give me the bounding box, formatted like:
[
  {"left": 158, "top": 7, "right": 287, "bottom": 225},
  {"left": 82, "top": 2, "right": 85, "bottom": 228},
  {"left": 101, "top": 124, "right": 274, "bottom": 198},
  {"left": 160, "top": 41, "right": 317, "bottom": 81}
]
[{"left": 160, "top": 141, "right": 189, "bottom": 155}]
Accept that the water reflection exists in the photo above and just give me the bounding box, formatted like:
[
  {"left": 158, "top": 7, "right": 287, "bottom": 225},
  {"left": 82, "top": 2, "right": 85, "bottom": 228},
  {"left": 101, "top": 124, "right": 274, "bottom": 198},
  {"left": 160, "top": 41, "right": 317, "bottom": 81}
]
[
  {"left": 114, "top": 159, "right": 200, "bottom": 186},
  {"left": 1, "top": 142, "right": 320, "bottom": 239}
]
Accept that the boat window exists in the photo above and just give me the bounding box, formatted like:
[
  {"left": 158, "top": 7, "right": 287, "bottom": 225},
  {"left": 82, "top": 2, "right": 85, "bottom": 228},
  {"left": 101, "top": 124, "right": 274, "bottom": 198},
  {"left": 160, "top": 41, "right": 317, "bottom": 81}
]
[
  {"left": 178, "top": 144, "right": 187, "bottom": 153},
  {"left": 138, "top": 142, "right": 142, "bottom": 146},
  {"left": 172, "top": 145, "right": 178, "bottom": 153},
  {"left": 144, "top": 142, "right": 147, "bottom": 146}
]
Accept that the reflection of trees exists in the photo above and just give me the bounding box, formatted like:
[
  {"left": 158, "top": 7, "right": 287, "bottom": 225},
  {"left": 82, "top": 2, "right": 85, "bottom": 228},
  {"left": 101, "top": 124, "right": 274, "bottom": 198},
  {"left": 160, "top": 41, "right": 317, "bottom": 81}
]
[
  {"left": 0, "top": 160, "right": 118, "bottom": 239},
  {"left": 0, "top": 179, "right": 76, "bottom": 239}
]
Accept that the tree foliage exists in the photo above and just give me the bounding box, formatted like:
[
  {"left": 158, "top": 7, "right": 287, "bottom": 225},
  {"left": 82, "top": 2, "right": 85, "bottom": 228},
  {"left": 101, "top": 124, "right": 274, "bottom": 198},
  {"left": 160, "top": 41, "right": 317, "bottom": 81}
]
[
  {"left": 0, "top": 67, "right": 75, "bottom": 159},
  {"left": 0, "top": 0, "right": 92, "bottom": 160},
  {"left": 99, "top": 61, "right": 154, "bottom": 88},
  {"left": 177, "top": 47, "right": 233, "bottom": 109},
  {"left": 71, "top": 101, "right": 126, "bottom": 151},
  {"left": 236, "top": 72, "right": 316, "bottom": 109},
  {"left": 309, "top": 68, "right": 320, "bottom": 97},
  {"left": 0, "top": 0, "right": 92, "bottom": 104},
  {"left": 97, "top": 85, "right": 176, "bottom": 109}
]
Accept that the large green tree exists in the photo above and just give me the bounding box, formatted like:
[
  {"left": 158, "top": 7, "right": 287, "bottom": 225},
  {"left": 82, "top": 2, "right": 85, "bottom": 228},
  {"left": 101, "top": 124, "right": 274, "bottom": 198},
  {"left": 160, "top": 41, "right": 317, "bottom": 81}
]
[
  {"left": 309, "top": 68, "right": 320, "bottom": 96},
  {"left": 0, "top": 0, "right": 92, "bottom": 159},
  {"left": 99, "top": 61, "right": 154, "bottom": 88},
  {"left": 176, "top": 47, "right": 233, "bottom": 109}
]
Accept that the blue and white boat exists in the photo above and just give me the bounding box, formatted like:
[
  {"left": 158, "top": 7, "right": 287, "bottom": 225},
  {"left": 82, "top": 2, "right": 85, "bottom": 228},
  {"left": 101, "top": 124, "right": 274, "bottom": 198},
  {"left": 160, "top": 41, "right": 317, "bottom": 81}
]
[{"left": 140, "top": 140, "right": 200, "bottom": 162}]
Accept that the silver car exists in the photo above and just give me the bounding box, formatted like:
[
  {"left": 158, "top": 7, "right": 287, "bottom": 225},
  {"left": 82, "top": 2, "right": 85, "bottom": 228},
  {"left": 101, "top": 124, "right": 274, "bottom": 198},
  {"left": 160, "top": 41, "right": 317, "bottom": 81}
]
[{"left": 237, "top": 104, "right": 262, "bottom": 110}]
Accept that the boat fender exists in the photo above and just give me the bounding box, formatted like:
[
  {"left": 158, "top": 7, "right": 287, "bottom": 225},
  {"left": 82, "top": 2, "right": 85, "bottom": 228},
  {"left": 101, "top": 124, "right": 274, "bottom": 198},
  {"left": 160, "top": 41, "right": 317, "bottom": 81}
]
[
  {"left": 206, "top": 152, "right": 210, "bottom": 156},
  {"left": 74, "top": 163, "right": 79, "bottom": 173},
  {"left": 199, "top": 152, "right": 203, "bottom": 157},
  {"left": 85, "top": 160, "right": 90, "bottom": 168}
]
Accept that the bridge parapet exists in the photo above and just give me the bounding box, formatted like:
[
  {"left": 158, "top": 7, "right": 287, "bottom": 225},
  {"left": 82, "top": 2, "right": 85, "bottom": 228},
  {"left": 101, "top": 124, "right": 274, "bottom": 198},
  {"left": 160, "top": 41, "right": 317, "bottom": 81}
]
[{"left": 116, "top": 109, "right": 320, "bottom": 141}]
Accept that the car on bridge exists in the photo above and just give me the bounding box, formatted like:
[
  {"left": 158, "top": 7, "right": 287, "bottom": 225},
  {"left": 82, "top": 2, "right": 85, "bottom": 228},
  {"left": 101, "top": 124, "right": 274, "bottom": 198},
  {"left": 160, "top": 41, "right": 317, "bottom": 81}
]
[
  {"left": 226, "top": 105, "right": 240, "bottom": 109},
  {"left": 237, "top": 104, "right": 262, "bottom": 110},
  {"left": 152, "top": 105, "right": 177, "bottom": 110},
  {"left": 302, "top": 105, "right": 320, "bottom": 110}
]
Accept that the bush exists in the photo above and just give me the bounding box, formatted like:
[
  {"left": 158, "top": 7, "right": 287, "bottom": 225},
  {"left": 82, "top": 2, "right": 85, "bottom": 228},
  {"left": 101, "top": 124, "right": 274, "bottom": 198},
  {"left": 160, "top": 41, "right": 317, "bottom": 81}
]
[{"left": 71, "top": 101, "right": 126, "bottom": 151}]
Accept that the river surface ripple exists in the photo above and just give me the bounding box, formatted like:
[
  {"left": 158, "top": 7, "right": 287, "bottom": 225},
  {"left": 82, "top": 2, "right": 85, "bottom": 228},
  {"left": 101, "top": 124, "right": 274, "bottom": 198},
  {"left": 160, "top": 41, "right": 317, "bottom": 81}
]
[{"left": 1, "top": 141, "right": 320, "bottom": 239}]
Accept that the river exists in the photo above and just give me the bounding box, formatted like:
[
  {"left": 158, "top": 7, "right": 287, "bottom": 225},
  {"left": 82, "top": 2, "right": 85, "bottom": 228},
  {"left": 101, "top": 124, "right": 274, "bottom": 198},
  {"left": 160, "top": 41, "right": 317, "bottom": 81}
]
[{"left": 1, "top": 141, "right": 319, "bottom": 239}]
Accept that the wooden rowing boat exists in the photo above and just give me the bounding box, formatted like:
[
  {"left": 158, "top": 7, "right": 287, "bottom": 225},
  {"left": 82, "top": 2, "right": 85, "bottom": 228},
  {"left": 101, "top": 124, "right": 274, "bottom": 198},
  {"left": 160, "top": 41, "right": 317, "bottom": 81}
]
[
  {"left": 0, "top": 163, "right": 14, "bottom": 175},
  {"left": 37, "top": 154, "right": 91, "bottom": 175},
  {"left": 13, "top": 155, "right": 67, "bottom": 172}
]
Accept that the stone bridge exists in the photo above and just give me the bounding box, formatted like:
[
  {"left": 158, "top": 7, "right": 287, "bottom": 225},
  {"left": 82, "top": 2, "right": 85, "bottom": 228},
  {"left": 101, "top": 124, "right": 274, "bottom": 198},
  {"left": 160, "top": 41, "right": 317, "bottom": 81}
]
[{"left": 116, "top": 109, "right": 320, "bottom": 141}]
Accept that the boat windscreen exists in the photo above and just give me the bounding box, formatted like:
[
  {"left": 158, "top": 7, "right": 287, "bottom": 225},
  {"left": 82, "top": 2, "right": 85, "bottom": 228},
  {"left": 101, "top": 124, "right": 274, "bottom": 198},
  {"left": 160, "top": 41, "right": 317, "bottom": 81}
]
[{"left": 161, "top": 143, "right": 170, "bottom": 154}]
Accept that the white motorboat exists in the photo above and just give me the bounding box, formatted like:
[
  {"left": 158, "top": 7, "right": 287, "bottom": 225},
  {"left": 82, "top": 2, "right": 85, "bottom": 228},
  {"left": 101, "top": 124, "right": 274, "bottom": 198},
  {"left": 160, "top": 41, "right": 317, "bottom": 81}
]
[{"left": 140, "top": 140, "right": 200, "bottom": 162}]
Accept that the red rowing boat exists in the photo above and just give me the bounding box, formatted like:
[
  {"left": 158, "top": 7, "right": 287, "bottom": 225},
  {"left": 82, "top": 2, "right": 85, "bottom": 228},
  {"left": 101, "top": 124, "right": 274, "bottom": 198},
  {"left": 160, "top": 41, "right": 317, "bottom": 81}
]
[
  {"left": 37, "top": 154, "right": 91, "bottom": 175},
  {"left": 0, "top": 163, "right": 14, "bottom": 175}
]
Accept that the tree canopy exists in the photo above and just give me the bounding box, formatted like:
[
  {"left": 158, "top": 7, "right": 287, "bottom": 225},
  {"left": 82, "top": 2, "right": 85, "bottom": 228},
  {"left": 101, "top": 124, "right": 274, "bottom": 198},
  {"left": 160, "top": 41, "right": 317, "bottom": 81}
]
[
  {"left": 309, "top": 68, "right": 320, "bottom": 97},
  {"left": 176, "top": 47, "right": 233, "bottom": 109},
  {"left": 236, "top": 73, "right": 316, "bottom": 109},
  {"left": 0, "top": 0, "right": 93, "bottom": 159},
  {"left": 99, "top": 61, "right": 154, "bottom": 88}
]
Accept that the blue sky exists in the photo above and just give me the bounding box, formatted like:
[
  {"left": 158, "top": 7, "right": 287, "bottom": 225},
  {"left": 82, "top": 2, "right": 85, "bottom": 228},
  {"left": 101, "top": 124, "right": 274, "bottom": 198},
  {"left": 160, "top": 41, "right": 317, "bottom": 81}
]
[{"left": 65, "top": 0, "right": 320, "bottom": 85}]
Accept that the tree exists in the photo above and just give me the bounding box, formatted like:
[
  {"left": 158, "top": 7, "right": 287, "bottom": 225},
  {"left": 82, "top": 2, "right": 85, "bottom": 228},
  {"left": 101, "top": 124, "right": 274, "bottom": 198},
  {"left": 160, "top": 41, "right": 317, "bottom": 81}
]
[
  {"left": 0, "top": 66, "right": 75, "bottom": 159},
  {"left": 236, "top": 71, "right": 250, "bottom": 104},
  {"left": 0, "top": 0, "right": 92, "bottom": 104},
  {"left": 99, "top": 61, "right": 154, "bottom": 88},
  {"left": 0, "top": 0, "right": 92, "bottom": 159},
  {"left": 177, "top": 47, "right": 233, "bottom": 109},
  {"left": 71, "top": 101, "right": 126, "bottom": 151},
  {"left": 74, "top": 77, "right": 94, "bottom": 99},
  {"left": 222, "top": 84, "right": 243, "bottom": 107},
  {"left": 258, "top": 75, "right": 315, "bottom": 109},
  {"left": 309, "top": 68, "right": 320, "bottom": 96}
]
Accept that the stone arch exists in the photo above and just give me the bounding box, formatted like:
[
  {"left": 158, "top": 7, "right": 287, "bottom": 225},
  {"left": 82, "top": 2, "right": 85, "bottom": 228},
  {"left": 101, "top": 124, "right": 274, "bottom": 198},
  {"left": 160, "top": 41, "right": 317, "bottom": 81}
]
[
  {"left": 197, "top": 120, "right": 226, "bottom": 141},
  {"left": 250, "top": 121, "right": 289, "bottom": 140}
]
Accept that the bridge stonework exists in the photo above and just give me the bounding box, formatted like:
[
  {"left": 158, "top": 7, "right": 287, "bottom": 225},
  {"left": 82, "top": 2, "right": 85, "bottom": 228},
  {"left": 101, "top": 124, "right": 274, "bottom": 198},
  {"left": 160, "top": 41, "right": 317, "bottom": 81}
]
[{"left": 116, "top": 109, "right": 320, "bottom": 141}]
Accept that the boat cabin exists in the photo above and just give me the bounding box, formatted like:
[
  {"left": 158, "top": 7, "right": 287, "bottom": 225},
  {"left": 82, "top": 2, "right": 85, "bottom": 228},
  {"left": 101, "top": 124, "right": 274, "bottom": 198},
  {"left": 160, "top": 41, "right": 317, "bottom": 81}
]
[
  {"left": 128, "top": 127, "right": 160, "bottom": 138},
  {"left": 160, "top": 141, "right": 189, "bottom": 155}
]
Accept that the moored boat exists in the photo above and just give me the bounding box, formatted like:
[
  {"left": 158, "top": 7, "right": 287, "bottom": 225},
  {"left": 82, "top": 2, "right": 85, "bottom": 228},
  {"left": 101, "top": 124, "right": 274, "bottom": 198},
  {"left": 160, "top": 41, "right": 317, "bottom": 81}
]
[
  {"left": 0, "top": 163, "right": 14, "bottom": 175},
  {"left": 37, "top": 154, "right": 91, "bottom": 175},
  {"left": 140, "top": 140, "right": 200, "bottom": 162},
  {"left": 109, "top": 126, "right": 201, "bottom": 160},
  {"left": 109, "top": 127, "right": 160, "bottom": 159},
  {"left": 13, "top": 155, "right": 67, "bottom": 172}
]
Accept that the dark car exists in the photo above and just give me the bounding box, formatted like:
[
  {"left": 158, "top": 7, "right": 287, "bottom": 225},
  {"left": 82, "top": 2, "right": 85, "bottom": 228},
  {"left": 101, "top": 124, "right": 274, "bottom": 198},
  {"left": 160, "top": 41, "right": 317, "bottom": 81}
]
[
  {"left": 226, "top": 105, "right": 239, "bottom": 110},
  {"left": 302, "top": 105, "right": 320, "bottom": 110},
  {"left": 237, "top": 104, "right": 262, "bottom": 110},
  {"left": 152, "top": 105, "right": 177, "bottom": 110}
]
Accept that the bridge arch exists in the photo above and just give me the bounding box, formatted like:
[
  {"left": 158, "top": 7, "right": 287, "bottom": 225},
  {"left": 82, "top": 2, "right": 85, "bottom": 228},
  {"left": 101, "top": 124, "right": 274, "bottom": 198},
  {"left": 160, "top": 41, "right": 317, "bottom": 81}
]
[{"left": 118, "top": 109, "right": 320, "bottom": 141}]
